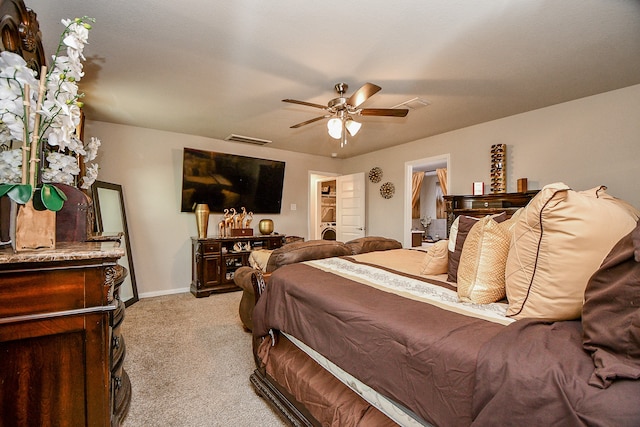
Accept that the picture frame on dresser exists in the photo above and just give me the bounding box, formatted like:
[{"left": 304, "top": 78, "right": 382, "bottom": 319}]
[{"left": 92, "top": 180, "right": 139, "bottom": 307}]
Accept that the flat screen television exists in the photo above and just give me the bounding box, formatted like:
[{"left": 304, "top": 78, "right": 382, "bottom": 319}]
[{"left": 180, "top": 148, "right": 285, "bottom": 213}]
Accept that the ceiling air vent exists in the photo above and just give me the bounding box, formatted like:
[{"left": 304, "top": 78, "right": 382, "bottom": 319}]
[{"left": 225, "top": 134, "right": 272, "bottom": 146}]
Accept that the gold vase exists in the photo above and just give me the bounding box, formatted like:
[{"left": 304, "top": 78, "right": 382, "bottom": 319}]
[
  {"left": 194, "top": 204, "right": 210, "bottom": 238},
  {"left": 258, "top": 219, "right": 274, "bottom": 235}
]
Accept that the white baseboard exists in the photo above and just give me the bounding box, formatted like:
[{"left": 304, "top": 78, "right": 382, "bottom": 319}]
[{"left": 138, "top": 287, "right": 190, "bottom": 299}]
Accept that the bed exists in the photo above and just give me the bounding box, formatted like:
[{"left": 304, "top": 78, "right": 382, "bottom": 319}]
[{"left": 247, "top": 183, "right": 640, "bottom": 426}]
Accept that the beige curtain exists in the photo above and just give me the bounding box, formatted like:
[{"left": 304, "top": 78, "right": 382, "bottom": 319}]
[
  {"left": 436, "top": 168, "right": 448, "bottom": 195},
  {"left": 436, "top": 168, "right": 448, "bottom": 219},
  {"left": 411, "top": 172, "right": 424, "bottom": 219}
]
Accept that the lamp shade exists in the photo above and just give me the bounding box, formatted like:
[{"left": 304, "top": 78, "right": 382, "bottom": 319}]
[
  {"left": 327, "top": 118, "right": 342, "bottom": 139},
  {"left": 345, "top": 119, "right": 361, "bottom": 136}
]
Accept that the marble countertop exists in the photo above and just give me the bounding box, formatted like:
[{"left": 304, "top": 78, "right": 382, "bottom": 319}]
[{"left": 0, "top": 240, "right": 125, "bottom": 264}]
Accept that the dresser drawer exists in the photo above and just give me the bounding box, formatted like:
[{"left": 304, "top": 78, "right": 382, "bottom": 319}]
[{"left": 201, "top": 241, "right": 221, "bottom": 254}]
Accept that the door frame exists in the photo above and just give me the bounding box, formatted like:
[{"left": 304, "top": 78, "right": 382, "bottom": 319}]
[
  {"left": 403, "top": 154, "right": 450, "bottom": 248},
  {"left": 309, "top": 171, "right": 340, "bottom": 240}
]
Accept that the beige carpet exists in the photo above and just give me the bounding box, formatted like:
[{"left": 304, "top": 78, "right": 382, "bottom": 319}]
[{"left": 121, "top": 291, "right": 286, "bottom": 426}]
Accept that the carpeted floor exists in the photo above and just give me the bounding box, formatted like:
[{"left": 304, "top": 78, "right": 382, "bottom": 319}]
[{"left": 121, "top": 291, "right": 286, "bottom": 426}]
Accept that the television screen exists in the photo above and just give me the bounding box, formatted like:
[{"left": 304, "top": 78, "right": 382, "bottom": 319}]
[{"left": 180, "top": 148, "right": 285, "bottom": 213}]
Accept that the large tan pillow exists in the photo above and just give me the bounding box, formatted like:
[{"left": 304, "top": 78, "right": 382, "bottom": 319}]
[
  {"left": 505, "top": 183, "right": 639, "bottom": 320},
  {"left": 420, "top": 239, "right": 449, "bottom": 275},
  {"left": 457, "top": 209, "right": 522, "bottom": 303}
]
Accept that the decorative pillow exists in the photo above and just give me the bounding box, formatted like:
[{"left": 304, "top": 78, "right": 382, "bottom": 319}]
[
  {"left": 447, "top": 212, "right": 506, "bottom": 283},
  {"left": 248, "top": 249, "right": 273, "bottom": 271},
  {"left": 345, "top": 236, "right": 402, "bottom": 255},
  {"left": 420, "top": 239, "right": 449, "bottom": 275},
  {"left": 582, "top": 222, "right": 640, "bottom": 389},
  {"left": 457, "top": 209, "right": 522, "bottom": 303},
  {"left": 505, "top": 183, "right": 639, "bottom": 320}
]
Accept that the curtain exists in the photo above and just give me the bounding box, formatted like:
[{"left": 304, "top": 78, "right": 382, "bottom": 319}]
[
  {"left": 436, "top": 168, "right": 448, "bottom": 195},
  {"left": 436, "top": 168, "right": 448, "bottom": 219},
  {"left": 411, "top": 172, "right": 424, "bottom": 219}
]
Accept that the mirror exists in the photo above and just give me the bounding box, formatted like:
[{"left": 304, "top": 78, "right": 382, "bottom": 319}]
[{"left": 92, "top": 181, "right": 139, "bottom": 307}]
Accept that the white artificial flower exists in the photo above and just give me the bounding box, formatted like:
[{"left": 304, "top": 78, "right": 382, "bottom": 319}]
[
  {"left": 0, "top": 149, "right": 22, "bottom": 183},
  {"left": 84, "top": 137, "right": 100, "bottom": 162},
  {"left": 0, "top": 17, "right": 99, "bottom": 196},
  {"left": 81, "top": 163, "right": 99, "bottom": 189},
  {"left": 41, "top": 151, "right": 80, "bottom": 185},
  {"left": 0, "top": 52, "right": 39, "bottom": 88},
  {"left": 61, "top": 18, "right": 90, "bottom": 60}
]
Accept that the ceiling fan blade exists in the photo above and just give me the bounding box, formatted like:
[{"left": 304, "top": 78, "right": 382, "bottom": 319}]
[
  {"left": 347, "top": 83, "right": 382, "bottom": 108},
  {"left": 290, "top": 115, "right": 329, "bottom": 128},
  {"left": 360, "top": 108, "right": 409, "bottom": 117},
  {"left": 282, "top": 99, "right": 328, "bottom": 110}
]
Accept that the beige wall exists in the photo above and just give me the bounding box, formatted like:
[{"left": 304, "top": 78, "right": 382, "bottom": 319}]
[
  {"left": 343, "top": 84, "right": 640, "bottom": 243},
  {"left": 88, "top": 84, "right": 640, "bottom": 297},
  {"left": 85, "top": 122, "right": 342, "bottom": 296}
]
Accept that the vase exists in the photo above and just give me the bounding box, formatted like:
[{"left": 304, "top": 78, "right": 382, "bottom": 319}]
[
  {"left": 258, "top": 219, "right": 274, "bottom": 235},
  {"left": 10, "top": 200, "right": 56, "bottom": 251},
  {"left": 194, "top": 204, "right": 210, "bottom": 239}
]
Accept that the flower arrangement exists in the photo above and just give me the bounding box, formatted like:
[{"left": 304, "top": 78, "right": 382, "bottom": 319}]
[
  {"left": 0, "top": 17, "right": 99, "bottom": 211},
  {"left": 420, "top": 215, "right": 432, "bottom": 233}
]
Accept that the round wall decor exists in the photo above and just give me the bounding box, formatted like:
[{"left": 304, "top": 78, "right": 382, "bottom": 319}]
[
  {"left": 380, "top": 182, "right": 395, "bottom": 199},
  {"left": 368, "top": 167, "right": 383, "bottom": 183}
]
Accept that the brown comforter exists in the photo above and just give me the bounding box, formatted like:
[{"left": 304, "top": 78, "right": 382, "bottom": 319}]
[
  {"left": 472, "top": 318, "right": 640, "bottom": 427},
  {"left": 253, "top": 259, "right": 640, "bottom": 426},
  {"left": 253, "top": 261, "right": 505, "bottom": 426}
]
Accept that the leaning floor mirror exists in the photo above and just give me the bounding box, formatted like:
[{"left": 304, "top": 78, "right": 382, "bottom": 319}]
[{"left": 92, "top": 181, "right": 139, "bottom": 307}]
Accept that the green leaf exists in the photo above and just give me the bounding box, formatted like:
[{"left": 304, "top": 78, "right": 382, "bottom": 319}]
[
  {"left": 0, "top": 184, "right": 13, "bottom": 198},
  {"left": 37, "top": 184, "right": 66, "bottom": 212},
  {"left": 0, "top": 184, "right": 33, "bottom": 204}
]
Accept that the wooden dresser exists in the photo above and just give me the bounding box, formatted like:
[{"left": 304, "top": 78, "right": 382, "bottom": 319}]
[
  {"left": 191, "top": 235, "right": 284, "bottom": 297},
  {"left": 0, "top": 241, "right": 131, "bottom": 426}
]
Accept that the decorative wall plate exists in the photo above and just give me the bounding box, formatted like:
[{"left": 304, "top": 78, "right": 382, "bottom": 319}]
[
  {"left": 368, "top": 167, "right": 383, "bottom": 183},
  {"left": 380, "top": 182, "right": 395, "bottom": 199}
]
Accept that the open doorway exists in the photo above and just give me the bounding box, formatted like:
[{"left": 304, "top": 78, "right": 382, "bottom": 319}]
[
  {"left": 309, "top": 171, "right": 339, "bottom": 240},
  {"left": 403, "top": 154, "right": 450, "bottom": 248},
  {"left": 309, "top": 171, "right": 366, "bottom": 241}
]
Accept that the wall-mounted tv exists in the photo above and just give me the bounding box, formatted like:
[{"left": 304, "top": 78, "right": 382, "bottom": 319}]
[{"left": 180, "top": 148, "right": 285, "bottom": 214}]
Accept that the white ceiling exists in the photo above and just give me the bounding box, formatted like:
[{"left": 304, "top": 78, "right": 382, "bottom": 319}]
[{"left": 27, "top": 0, "right": 640, "bottom": 159}]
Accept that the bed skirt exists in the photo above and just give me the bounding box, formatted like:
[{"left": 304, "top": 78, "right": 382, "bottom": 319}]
[{"left": 252, "top": 334, "right": 402, "bottom": 426}]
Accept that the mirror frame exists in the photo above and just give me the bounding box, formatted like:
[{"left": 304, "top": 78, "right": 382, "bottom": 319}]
[{"left": 91, "top": 181, "right": 139, "bottom": 307}]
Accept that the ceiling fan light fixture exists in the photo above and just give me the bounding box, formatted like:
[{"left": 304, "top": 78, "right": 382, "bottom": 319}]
[
  {"left": 345, "top": 118, "right": 361, "bottom": 137},
  {"left": 327, "top": 117, "right": 342, "bottom": 139}
]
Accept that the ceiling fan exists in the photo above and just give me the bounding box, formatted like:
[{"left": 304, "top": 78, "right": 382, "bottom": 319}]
[{"left": 283, "top": 82, "right": 409, "bottom": 147}]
